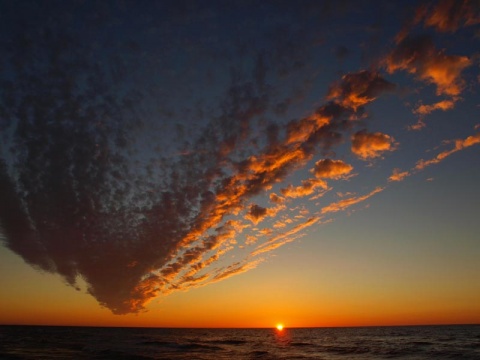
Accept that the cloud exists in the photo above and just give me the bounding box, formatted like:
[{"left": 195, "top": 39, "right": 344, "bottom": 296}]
[
  {"left": 327, "top": 70, "right": 396, "bottom": 111},
  {"left": 245, "top": 235, "right": 258, "bottom": 246},
  {"left": 312, "top": 159, "right": 353, "bottom": 179},
  {"left": 245, "top": 204, "right": 268, "bottom": 224},
  {"left": 409, "top": 98, "right": 458, "bottom": 130},
  {"left": 408, "top": 119, "right": 427, "bottom": 131},
  {"left": 351, "top": 130, "right": 397, "bottom": 160},
  {"left": 420, "top": 0, "right": 480, "bottom": 32},
  {"left": 389, "top": 168, "right": 411, "bottom": 182},
  {"left": 245, "top": 204, "right": 272, "bottom": 224},
  {"left": 280, "top": 178, "right": 327, "bottom": 199},
  {"left": 269, "top": 193, "right": 285, "bottom": 205},
  {"left": 385, "top": 35, "right": 471, "bottom": 96},
  {"left": 0, "top": 51, "right": 392, "bottom": 314},
  {"left": 396, "top": 0, "right": 480, "bottom": 43},
  {"left": 211, "top": 259, "right": 264, "bottom": 282},
  {"left": 320, "top": 187, "right": 384, "bottom": 215},
  {"left": 1, "top": 19, "right": 344, "bottom": 312},
  {"left": 0, "top": 11, "right": 286, "bottom": 313},
  {"left": 387, "top": 131, "right": 480, "bottom": 184},
  {"left": 415, "top": 132, "right": 480, "bottom": 170},
  {"left": 251, "top": 217, "right": 320, "bottom": 257},
  {"left": 285, "top": 114, "right": 331, "bottom": 144},
  {"left": 414, "top": 98, "right": 457, "bottom": 115}
]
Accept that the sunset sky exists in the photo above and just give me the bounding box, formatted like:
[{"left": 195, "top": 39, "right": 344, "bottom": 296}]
[{"left": 0, "top": 0, "right": 479, "bottom": 328}]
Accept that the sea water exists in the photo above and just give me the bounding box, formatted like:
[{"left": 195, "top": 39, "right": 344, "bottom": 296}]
[{"left": 0, "top": 325, "right": 479, "bottom": 359}]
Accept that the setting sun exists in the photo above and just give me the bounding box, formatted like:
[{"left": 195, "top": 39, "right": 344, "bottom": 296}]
[{"left": 276, "top": 324, "right": 284, "bottom": 331}]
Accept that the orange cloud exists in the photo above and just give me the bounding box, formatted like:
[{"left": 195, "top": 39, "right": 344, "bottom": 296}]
[
  {"left": 385, "top": 35, "right": 471, "bottom": 96},
  {"left": 280, "top": 178, "right": 327, "bottom": 199},
  {"left": 269, "top": 193, "right": 285, "bottom": 205},
  {"left": 321, "top": 187, "right": 384, "bottom": 215},
  {"left": 313, "top": 159, "right": 353, "bottom": 179},
  {"left": 212, "top": 259, "right": 263, "bottom": 282},
  {"left": 157, "top": 217, "right": 248, "bottom": 294},
  {"left": 414, "top": 98, "right": 457, "bottom": 115},
  {"left": 273, "top": 220, "right": 287, "bottom": 229},
  {"left": 285, "top": 114, "right": 331, "bottom": 144},
  {"left": 251, "top": 217, "right": 320, "bottom": 257},
  {"left": 245, "top": 204, "right": 282, "bottom": 224},
  {"left": 245, "top": 235, "right": 258, "bottom": 246},
  {"left": 422, "top": 0, "right": 480, "bottom": 32},
  {"left": 245, "top": 204, "right": 268, "bottom": 224},
  {"left": 165, "top": 254, "right": 263, "bottom": 294},
  {"left": 389, "top": 168, "right": 411, "bottom": 182},
  {"left": 242, "top": 147, "right": 311, "bottom": 175},
  {"left": 351, "top": 130, "right": 396, "bottom": 160},
  {"left": 415, "top": 132, "right": 480, "bottom": 170},
  {"left": 409, "top": 98, "right": 458, "bottom": 130},
  {"left": 336, "top": 191, "right": 355, "bottom": 198},
  {"left": 408, "top": 119, "right": 427, "bottom": 131},
  {"left": 327, "top": 70, "right": 395, "bottom": 111}
]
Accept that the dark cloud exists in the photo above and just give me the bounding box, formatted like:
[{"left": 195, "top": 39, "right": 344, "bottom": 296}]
[
  {"left": 0, "top": 2, "right": 275, "bottom": 314},
  {"left": 385, "top": 35, "right": 471, "bottom": 96},
  {"left": 420, "top": 0, "right": 480, "bottom": 32},
  {"left": 327, "top": 71, "right": 396, "bottom": 111},
  {"left": 246, "top": 204, "right": 268, "bottom": 224},
  {"left": 0, "top": 0, "right": 335, "bottom": 314}
]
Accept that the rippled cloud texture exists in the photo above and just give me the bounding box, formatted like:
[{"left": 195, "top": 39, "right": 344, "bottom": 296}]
[{"left": 0, "top": 0, "right": 479, "bottom": 314}]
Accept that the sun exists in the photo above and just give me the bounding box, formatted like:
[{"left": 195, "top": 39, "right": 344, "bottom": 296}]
[{"left": 276, "top": 324, "right": 284, "bottom": 331}]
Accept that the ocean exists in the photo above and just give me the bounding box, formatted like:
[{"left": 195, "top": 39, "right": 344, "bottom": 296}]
[{"left": 0, "top": 325, "right": 479, "bottom": 359}]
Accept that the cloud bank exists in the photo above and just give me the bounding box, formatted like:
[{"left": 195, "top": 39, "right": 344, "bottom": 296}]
[{"left": 0, "top": 0, "right": 478, "bottom": 315}]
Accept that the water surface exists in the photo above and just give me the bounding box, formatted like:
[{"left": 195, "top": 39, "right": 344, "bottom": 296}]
[{"left": 1, "top": 325, "right": 479, "bottom": 359}]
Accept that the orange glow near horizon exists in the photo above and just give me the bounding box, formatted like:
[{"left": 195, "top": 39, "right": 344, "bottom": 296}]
[
  {"left": 276, "top": 324, "right": 284, "bottom": 331},
  {"left": 1, "top": 244, "right": 480, "bottom": 329}
]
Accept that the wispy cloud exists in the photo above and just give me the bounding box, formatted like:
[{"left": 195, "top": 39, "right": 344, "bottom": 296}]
[
  {"left": 414, "top": 98, "right": 457, "bottom": 116},
  {"left": 389, "top": 168, "right": 411, "bottom": 182},
  {"left": 415, "top": 132, "right": 480, "bottom": 170},
  {"left": 320, "top": 187, "right": 385, "bottom": 215},
  {"left": 251, "top": 217, "right": 320, "bottom": 257},
  {"left": 212, "top": 259, "right": 264, "bottom": 282},
  {"left": 388, "top": 131, "right": 480, "bottom": 182}
]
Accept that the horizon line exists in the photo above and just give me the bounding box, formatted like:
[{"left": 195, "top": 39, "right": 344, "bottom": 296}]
[{"left": 1, "top": 323, "right": 479, "bottom": 329}]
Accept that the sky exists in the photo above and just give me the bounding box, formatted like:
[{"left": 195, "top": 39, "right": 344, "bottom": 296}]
[{"left": 0, "top": 0, "right": 479, "bottom": 328}]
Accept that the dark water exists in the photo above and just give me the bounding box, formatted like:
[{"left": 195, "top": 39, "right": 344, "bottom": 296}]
[{"left": 0, "top": 325, "right": 479, "bottom": 359}]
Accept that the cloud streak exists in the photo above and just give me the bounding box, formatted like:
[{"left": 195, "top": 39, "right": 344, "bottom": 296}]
[
  {"left": 415, "top": 133, "right": 480, "bottom": 170},
  {"left": 320, "top": 187, "right": 385, "bottom": 215},
  {"left": 388, "top": 131, "right": 480, "bottom": 183}
]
